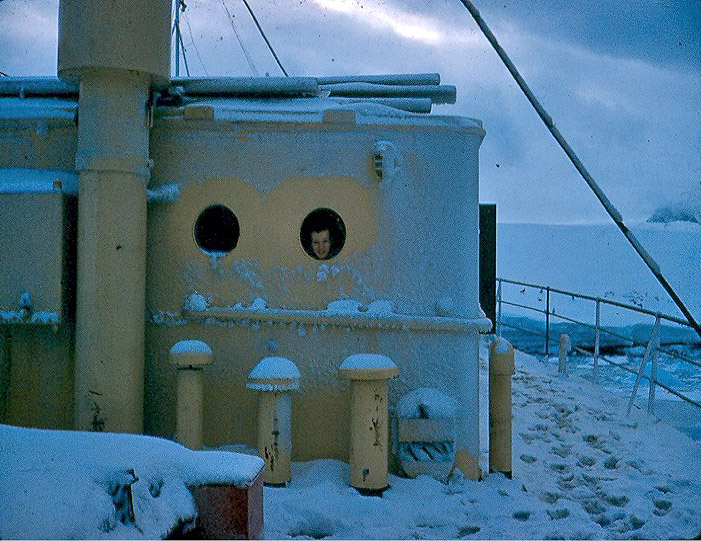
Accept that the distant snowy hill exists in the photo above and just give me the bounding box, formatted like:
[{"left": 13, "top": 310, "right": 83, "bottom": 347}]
[{"left": 647, "top": 186, "right": 701, "bottom": 225}]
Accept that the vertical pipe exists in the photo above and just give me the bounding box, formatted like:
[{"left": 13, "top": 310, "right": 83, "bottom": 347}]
[
  {"left": 58, "top": 0, "right": 171, "bottom": 433},
  {"left": 348, "top": 379, "right": 390, "bottom": 492},
  {"left": 489, "top": 338, "right": 514, "bottom": 477},
  {"left": 175, "top": 367, "right": 205, "bottom": 449},
  {"left": 257, "top": 392, "right": 293, "bottom": 486},
  {"left": 594, "top": 299, "right": 600, "bottom": 380},
  {"left": 545, "top": 287, "right": 550, "bottom": 359},
  {"left": 496, "top": 279, "right": 502, "bottom": 338},
  {"left": 73, "top": 71, "right": 151, "bottom": 433}
]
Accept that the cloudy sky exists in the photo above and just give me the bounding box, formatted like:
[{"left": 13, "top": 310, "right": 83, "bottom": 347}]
[{"left": 1, "top": 0, "right": 699, "bottom": 223}]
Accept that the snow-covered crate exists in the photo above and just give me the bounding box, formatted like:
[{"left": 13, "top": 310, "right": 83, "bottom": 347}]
[{"left": 186, "top": 475, "right": 263, "bottom": 540}]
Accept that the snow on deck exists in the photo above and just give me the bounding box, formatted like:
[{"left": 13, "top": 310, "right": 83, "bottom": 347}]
[
  {"left": 0, "top": 338, "right": 699, "bottom": 539},
  {"left": 0, "top": 426, "right": 263, "bottom": 539},
  {"left": 262, "top": 338, "right": 701, "bottom": 540}
]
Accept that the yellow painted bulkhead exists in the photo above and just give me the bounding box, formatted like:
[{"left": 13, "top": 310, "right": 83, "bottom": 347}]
[
  {"left": 0, "top": 95, "right": 486, "bottom": 468},
  {"left": 144, "top": 107, "right": 485, "bottom": 463}
]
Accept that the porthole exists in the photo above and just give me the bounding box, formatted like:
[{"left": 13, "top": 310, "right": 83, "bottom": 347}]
[
  {"left": 300, "top": 208, "right": 346, "bottom": 260},
  {"left": 194, "top": 204, "right": 240, "bottom": 254}
]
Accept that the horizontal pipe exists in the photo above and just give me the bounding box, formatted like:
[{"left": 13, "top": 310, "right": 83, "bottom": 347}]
[
  {"left": 331, "top": 97, "right": 432, "bottom": 113},
  {"left": 182, "top": 307, "right": 492, "bottom": 333},
  {"left": 0, "top": 76, "right": 451, "bottom": 109},
  {"left": 0, "top": 77, "right": 78, "bottom": 96},
  {"left": 171, "top": 77, "right": 320, "bottom": 97},
  {"left": 316, "top": 73, "right": 440, "bottom": 86},
  {"left": 320, "top": 82, "right": 456, "bottom": 104},
  {"left": 498, "top": 278, "right": 691, "bottom": 327}
]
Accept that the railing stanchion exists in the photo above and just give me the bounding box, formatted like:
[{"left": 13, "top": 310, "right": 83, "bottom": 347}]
[
  {"left": 627, "top": 316, "right": 661, "bottom": 416},
  {"left": 647, "top": 315, "right": 661, "bottom": 415},
  {"left": 594, "top": 299, "right": 600, "bottom": 381},
  {"left": 545, "top": 286, "right": 550, "bottom": 359}
]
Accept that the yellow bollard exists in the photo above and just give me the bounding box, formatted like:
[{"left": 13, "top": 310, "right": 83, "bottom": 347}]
[
  {"left": 339, "top": 354, "right": 399, "bottom": 495},
  {"left": 489, "top": 338, "right": 515, "bottom": 477},
  {"left": 247, "top": 357, "right": 300, "bottom": 486},
  {"left": 558, "top": 334, "right": 571, "bottom": 375},
  {"left": 169, "top": 340, "right": 214, "bottom": 450}
]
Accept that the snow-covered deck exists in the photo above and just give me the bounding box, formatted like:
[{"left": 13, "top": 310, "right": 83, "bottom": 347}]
[
  {"left": 1, "top": 338, "right": 699, "bottom": 539},
  {"left": 261, "top": 339, "right": 701, "bottom": 540}
]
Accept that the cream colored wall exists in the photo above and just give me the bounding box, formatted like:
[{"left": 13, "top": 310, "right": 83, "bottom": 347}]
[
  {"left": 0, "top": 326, "right": 73, "bottom": 429},
  {"left": 0, "top": 95, "right": 485, "bottom": 467},
  {"left": 145, "top": 322, "right": 473, "bottom": 462},
  {"left": 144, "top": 114, "right": 485, "bottom": 464},
  {"left": 0, "top": 110, "right": 77, "bottom": 430}
]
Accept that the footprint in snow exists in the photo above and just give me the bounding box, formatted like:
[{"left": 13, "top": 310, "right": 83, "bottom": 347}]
[
  {"left": 512, "top": 511, "right": 530, "bottom": 522},
  {"left": 603, "top": 456, "right": 620, "bottom": 469},
  {"left": 653, "top": 499, "right": 672, "bottom": 516},
  {"left": 540, "top": 491, "right": 560, "bottom": 504},
  {"left": 549, "top": 463, "right": 570, "bottom": 473},
  {"left": 577, "top": 455, "right": 596, "bottom": 467},
  {"left": 458, "top": 525, "right": 480, "bottom": 537},
  {"left": 547, "top": 508, "right": 570, "bottom": 520},
  {"left": 603, "top": 493, "right": 629, "bottom": 507},
  {"left": 551, "top": 444, "right": 572, "bottom": 458}
]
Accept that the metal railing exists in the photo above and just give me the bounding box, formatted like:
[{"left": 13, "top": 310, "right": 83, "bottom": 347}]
[{"left": 496, "top": 278, "right": 701, "bottom": 417}]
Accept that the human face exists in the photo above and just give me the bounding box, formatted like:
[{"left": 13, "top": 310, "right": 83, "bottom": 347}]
[{"left": 311, "top": 229, "right": 331, "bottom": 259}]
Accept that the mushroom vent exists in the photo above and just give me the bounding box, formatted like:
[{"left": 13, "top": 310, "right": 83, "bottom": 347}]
[{"left": 396, "top": 387, "right": 457, "bottom": 481}]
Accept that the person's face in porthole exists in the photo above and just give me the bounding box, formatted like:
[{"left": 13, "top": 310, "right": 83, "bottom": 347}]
[{"left": 311, "top": 229, "right": 331, "bottom": 259}]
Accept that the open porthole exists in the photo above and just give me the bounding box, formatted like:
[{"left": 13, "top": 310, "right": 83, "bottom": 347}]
[
  {"left": 194, "top": 204, "right": 240, "bottom": 256},
  {"left": 300, "top": 208, "right": 346, "bottom": 260}
]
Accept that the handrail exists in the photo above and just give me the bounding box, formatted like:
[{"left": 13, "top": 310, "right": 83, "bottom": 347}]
[
  {"left": 498, "top": 278, "right": 691, "bottom": 327},
  {"left": 496, "top": 277, "right": 701, "bottom": 419}
]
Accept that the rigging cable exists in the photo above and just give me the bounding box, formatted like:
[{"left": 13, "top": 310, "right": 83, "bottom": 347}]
[
  {"left": 220, "top": 0, "right": 259, "bottom": 76},
  {"left": 240, "top": 0, "right": 289, "bottom": 77},
  {"left": 173, "top": 0, "right": 191, "bottom": 77},
  {"left": 458, "top": 0, "right": 701, "bottom": 339},
  {"left": 178, "top": 27, "right": 191, "bottom": 76},
  {"left": 183, "top": 8, "right": 209, "bottom": 74}
]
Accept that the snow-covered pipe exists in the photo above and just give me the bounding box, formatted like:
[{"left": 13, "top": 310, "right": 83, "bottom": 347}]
[
  {"left": 316, "top": 73, "right": 441, "bottom": 86},
  {"left": 489, "top": 338, "right": 515, "bottom": 477},
  {"left": 332, "top": 97, "right": 433, "bottom": 113},
  {"left": 339, "top": 354, "right": 398, "bottom": 494},
  {"left": 320, "top": 82, "right": 456, "bottom": 104},
  {"left": 170, "top": 340, "right": 213, "bottom": 450},
  {"left": 247, "top": 357, "right": 300, "bottom": 486},
  {"left": 172, "top": 77, "right": 319, "bottom": 98},
  {"left": 58, "top": 0, "right": 171, "bottom": 433},
  {"left": 0, "top": 77, "right": 78, "bottom": 97}
]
